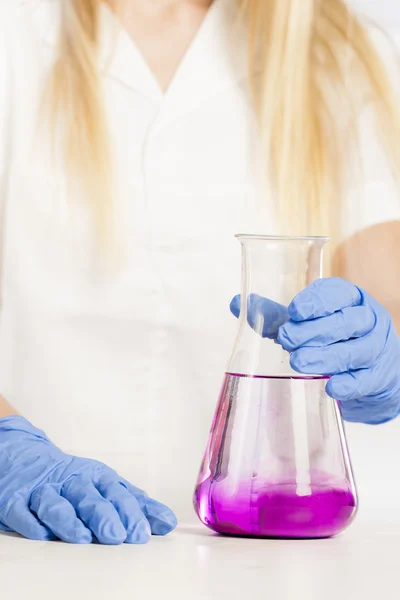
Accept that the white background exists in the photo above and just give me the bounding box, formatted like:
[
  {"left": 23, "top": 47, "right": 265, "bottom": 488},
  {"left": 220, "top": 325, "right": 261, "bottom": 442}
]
[{"left": 353, "top": 0, "right": 400, "bottom": 30}]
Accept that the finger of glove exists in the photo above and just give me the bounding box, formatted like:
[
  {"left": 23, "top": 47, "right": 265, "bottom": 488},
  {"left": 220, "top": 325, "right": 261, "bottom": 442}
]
[
  {"left": 290, "top": 334, "right": 385, "bottom": 375},
  {"left": 336, "top": 396, "right": 396, "bottom": 425},
  {"left": 121, "top": 479, "right": 178, "bottom": 536},
  {"left": 289, "top": 278, "right": 362, "bottom": 322},
  {"left": 230, "top": 295, "right": 241, "bottom": 318},
  {"left": 230, "top": 294, "right": 289, "bottom": 339},
  {"left": 247, "top": 294, "right": 289, "bottom": 339},
  {"left": 61, "top": 476, "right": 126, "bottom": 545},
  {"left": 278, "top": 306, "right": 375, "bottom": 351},
  {"left": 30, "top": 484, "right": 92, "bottom": 544},
  {"left": 1, "top": 494, "right": 56, "bottom": 541},
  {"left": 327, "top": 359, "right": 400, "bottom": 419},
  {"left": 326, "top": 365, "right": 383, "bottom": 403},
  {"left": 96, "top": 477, "right": 151, "bottom": 544}
]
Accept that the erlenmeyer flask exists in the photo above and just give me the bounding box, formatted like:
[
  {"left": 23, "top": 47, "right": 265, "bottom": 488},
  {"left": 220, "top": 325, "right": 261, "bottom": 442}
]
[{"left": 194, "top": 235, "right": 357, "bottom": 539}]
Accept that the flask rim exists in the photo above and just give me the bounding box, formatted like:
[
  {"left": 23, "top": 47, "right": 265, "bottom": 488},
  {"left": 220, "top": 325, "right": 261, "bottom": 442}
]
[{"left": 235, "top": 234, "right": 329, "bottom": 242}]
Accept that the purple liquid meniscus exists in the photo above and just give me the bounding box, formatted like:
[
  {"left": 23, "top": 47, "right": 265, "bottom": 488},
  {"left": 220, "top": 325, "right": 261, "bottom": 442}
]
[{"left": 194, "top": 373, "right": 357, "bottom": 539}]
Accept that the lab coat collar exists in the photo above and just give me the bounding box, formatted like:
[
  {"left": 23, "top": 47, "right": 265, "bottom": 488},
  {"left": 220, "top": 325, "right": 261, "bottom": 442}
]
[
  {"left": 154, "top": 0, "right": 251, "bottom": 131},
  {"left": 28, "top": 0, "right": 164, "bottom": 98},
  {"left": 29, "top": 0, "right": 252, "bottom": 121}
]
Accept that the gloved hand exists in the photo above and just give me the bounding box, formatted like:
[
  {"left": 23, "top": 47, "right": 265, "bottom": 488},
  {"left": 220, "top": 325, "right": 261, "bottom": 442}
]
[
  {"left": 231, "top": 278, "right": 400, "bottom": 425},
  {"left": 230, "top": 294, "right": 289, "bottom": 339},
  {"left": 0, "top": 416, "right": 177, "bottom": 544}
]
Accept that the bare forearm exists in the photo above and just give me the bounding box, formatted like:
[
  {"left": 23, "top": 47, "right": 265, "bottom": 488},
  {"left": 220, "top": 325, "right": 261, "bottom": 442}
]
[
  {"left": 0, "top": 395, "right": 18, "bottom": 418},
  {"left": 333, "top": 222, "right": 400, "bottom": 334}
]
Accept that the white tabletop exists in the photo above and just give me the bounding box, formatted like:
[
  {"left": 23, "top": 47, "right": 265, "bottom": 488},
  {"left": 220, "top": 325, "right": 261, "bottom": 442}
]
[{"left": 0, "top": 518, "right": 398, "bottom": 600}]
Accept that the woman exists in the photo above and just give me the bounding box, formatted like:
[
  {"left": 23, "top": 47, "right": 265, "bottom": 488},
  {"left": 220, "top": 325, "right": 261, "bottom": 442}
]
[{"left": 0, "top": 0, "right": 399, "bottom": 544}]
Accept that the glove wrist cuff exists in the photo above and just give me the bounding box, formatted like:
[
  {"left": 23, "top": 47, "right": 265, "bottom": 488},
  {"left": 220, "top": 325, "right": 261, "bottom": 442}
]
[{"left": 0, "top": 415, "right": 49, "bottom": 441}]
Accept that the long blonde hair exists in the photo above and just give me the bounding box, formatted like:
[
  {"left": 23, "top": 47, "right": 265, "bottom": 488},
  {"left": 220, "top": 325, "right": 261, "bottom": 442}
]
[{"left": 50, "top": 0, "right": 400, "bottom": 241}]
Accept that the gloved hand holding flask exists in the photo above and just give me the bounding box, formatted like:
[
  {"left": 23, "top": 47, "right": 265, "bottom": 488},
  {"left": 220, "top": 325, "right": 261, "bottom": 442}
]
[{"left": 231, "top": 277, "right": 400, "bottom": 425}]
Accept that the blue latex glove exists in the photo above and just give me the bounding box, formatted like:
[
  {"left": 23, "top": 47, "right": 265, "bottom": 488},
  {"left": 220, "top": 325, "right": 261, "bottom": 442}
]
[
  {"left": 230, "top": 294, "right": 289, "bottom": 339},
  {"left": 0, "top": 416, "right": 177, "bottom": 544},
  {"left": 230, "top": 278, "right": 400, "bottom": 425}
]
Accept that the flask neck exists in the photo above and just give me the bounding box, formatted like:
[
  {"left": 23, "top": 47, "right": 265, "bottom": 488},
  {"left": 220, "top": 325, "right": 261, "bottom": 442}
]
[
  {"left": 239, "top": 237, "right": 326, "bottom": 309},
  {"left": 229, "top": 236, "right": 327, "bottom": 377}
]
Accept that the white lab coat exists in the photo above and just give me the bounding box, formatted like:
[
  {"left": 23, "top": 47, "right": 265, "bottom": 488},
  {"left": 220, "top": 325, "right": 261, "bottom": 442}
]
[{"left": 0, "top": 0, "right": 398, "bottom": 521}]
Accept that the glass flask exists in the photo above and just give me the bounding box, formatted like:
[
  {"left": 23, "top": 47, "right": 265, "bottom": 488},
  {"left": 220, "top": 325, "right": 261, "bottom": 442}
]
[{"left": 194, "top": 235, "right": 357, "bottom": 539}]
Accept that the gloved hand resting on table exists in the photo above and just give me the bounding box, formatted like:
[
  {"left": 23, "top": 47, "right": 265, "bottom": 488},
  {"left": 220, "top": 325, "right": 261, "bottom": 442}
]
[
  {"left": 230, "top": 277, "right": 400, "bottom": 425},
  {"left": 0, "top": 416, "right": 177, "bottom": 544}
]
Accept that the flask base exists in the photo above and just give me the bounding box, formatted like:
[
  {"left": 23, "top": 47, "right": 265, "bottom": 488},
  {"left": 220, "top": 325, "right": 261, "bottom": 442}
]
[{"left": 194, "top": 479, "right": 357, "bottom": 539}]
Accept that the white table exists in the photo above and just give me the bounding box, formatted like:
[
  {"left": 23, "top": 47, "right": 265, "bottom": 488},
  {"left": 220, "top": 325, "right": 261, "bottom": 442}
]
[{"left": 0, "top": 519, "right": 397, "bottom": 600}]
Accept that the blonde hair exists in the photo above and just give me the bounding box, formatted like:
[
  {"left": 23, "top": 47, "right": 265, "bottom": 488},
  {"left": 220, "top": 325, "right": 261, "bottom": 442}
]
[
  {"left": 50, "top": 0, "right": 113, "bottom": 244},
  {"left": 50, "top": 0, "right": 400, "bottom": 240}
]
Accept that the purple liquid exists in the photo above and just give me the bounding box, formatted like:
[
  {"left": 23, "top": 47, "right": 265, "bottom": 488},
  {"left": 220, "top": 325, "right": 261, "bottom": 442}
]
[
  {"left": 195, "top": 479, "right": 356, "bottom": 538},
  {"left": 194, "top": 373, "right": 357, "bottom": 538}
]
